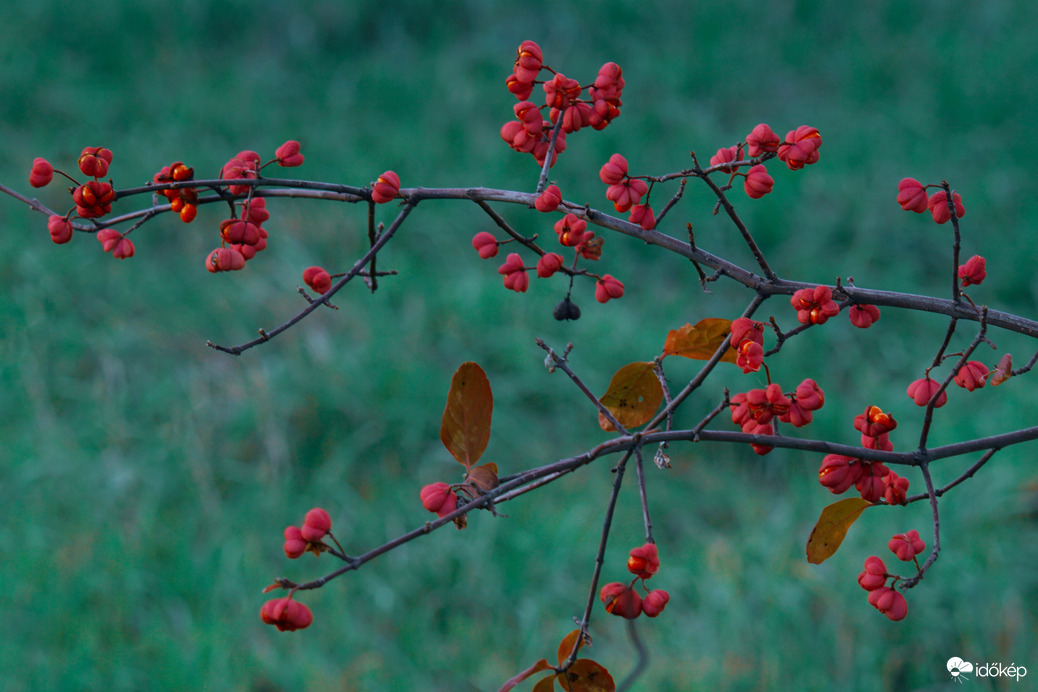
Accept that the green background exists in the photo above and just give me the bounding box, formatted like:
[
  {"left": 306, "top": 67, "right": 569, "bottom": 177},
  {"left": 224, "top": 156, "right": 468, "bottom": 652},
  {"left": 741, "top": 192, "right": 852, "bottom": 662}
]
[{"left": 2, "top": 1, "right": 1036, "bottom": 690}]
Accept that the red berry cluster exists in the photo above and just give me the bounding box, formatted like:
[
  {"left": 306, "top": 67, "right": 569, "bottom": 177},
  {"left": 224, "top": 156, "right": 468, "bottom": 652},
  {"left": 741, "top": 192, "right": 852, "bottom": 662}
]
[
  {"left": 283, "top": 507, "right": 334, "bottom": 559},
  {"left": 730, "top": 317, "right": 765, "bottom": 374},
  {"left": 906, "top": 356, "right": 991, "bottom": 409},
  {"left": 203, "top": 141, "right": 315, "bottom": 273},
  {"left": 30, "top": 146, "right": 134, "bottom": 256},
  {"left": 471, "top": 201, "right": 625, "bottom": 313},
  {"left": 261, "top": 506, "right": 336, "bottom": 632},
  {"left": 599, "top": 543, "right": 670, "bottom": 619},
  {"left": 206, "top": 196, "right": 270, "bottom": 273},
  {"left": 501, "top": 40, "right": 624, "bottom": 167},
  {"left": 818, "top": 405, "right": 910, "bottom": 504},
  {"left": 707, "top": 122, "right": 821, "bottom": 200},
  {"left": 897, "top": 178, "right": 966, "bottom": 224},
  {"left": 729, "top": 378, "right": 825, "bottom": 455},
  {"left": 153, "top": 162, "right": 199, "bottom": 223},
  {"left": 69, "top": 150, "right": 116, "bottom": 219},
  {"left": 857, "top": 530, "right": 926, "bottom": 621},
  {"left": 790, "top": 284, "right": 881, "bottom": 330}
]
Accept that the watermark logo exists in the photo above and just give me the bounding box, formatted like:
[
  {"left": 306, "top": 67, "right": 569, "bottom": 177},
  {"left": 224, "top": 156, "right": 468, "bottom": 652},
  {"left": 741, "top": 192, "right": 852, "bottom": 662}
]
[
  {"left": 947, "top": 657, "right": 974, "bottom": 683},
  {"left": 946, "top": 657, "right": 1027, "bottom": 683}
]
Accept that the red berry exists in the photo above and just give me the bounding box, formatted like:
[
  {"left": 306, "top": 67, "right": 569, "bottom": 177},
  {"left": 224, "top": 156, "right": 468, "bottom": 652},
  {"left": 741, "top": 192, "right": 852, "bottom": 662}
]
[
  {"left": 512, "top": 40, "right": 543, "bottom": 83},
  {"left": 867, "top": 586, "right": 908, "bottom": 621},
  {"left": 77, "top": 146, "right": 113, "bottom": 178},
  {"left": 505, "top": 73, "right": 534, "bottom": 100},
  {"left": 303, "top": 266, "right": 332, "bottom": 294},
  {"left": 628, "top": 203, "right": 655, "bottom": 230},
  {"left": 220, "top": 156, "right": 258, "bottom": 195},
  {"left": 543, "top": 73, "right": 580, "bottom": 111},
  {"left": 283, "top": 526, "right": 307, "bottom": 559},
  {"left": 206, "top": 247, "right": 246, "bottom": 273},
  {"left": 300, "top": 507, "right": 331, "bottom": 542},
  {"left": 536, "top": 252, "right": 564, "bottom": 278},
  {"left": 730, "top": 317, "right": 764, "bottom": 348},
  {"left": 241, "top": 197, "right": 270, "bottom": 224},
  {"left": 595, "top": 275, "right": 625, "bottom": 303},
  {"left": 790, "top": 286, "right": 839, "bottom": 325},
  {"left": 854, "top": 405, "right": 897, "bottom": 438},
  {"left": 371, "top": 170, "right": 401, "bottom": 204},
  {"left": 605, "top": 178, "right": 648, "bottom": 213},
  {"left": 642, "top": 589, "right": 670, "bottom": 617},
  {"left": 888, "top": 530, "right": 926, "bottom": 561},
  {"left": 957, "top": 255, "right": 986, "bottom": 287},
  {"left": 883, "top": 472, "right": 910, "bottom": 506},
  {"left": 260, "top": 597, "right": 313, "bottom": 631},
  {"left": 534, "top": 184, "right": 562, "bottom": 213},
  {"left": 600, "top": 582, "right": 642, "bottom": 619},
  {"left": 599, "top": 154, "right": 628, "bottom": 185},
  {"left": 627, "top": 543, "right": 660, "bottom": 579},
  {"left": 745, "top": 123, "right": 780, "bottom": 156},
  {"left": 471, "top": 232, "right": 499, "bottom": 259},
  {"left": 275, "top": 140, "right": 304, "bottom": 167},
  {"left": 709, "top": 145, "right": 742, "bottom": 173},
  {"left": 855, "top": 461, "right": 890, "bottom": 503},
  {"left": 793, "top": 378, "right": 825, "bottom": 411},
  {"left": 47, "top": 215, "right": 73, "bottom": 244},
  {"left": 896, "top": 178, "right": 928, "bottom": 213},
  {"left": 743, "top": 164, "right": 774, "bottom": 199},
  {"left": 420, "top": 482, "right": 458, "bottom": 518},
  {"left": 72, "top": 181, "right": 115, "bottom": 218},
  {"left": 497, "top": 253, "right": 529, "bottom": 293},
  {"left": 857, "top": 556, "right": 888, "bottom": 591},
  {"left": 953, "top": 360, "right": 989, "bottom": 391},
  {"left": 848, "top": 304, "right": 881, "bottom": 328},
  {"left": 927, "top": 190, "right": 965, "bottom": 224},
  {"left": 554, "top": 213, "right": 588, "bottom": 247},
  {"left": 818, "top": 454, "right": 864, "bottom": 494},
  {"left": 96, "top": 229, "right": 134, "bottom": 259},
  {"left": 777, "top": 125, "right": 822, "bottom": 170},
  {"left": 907, "top": 377, "right": 947, "bottom": 407},
  {"left": 29, "top": 157, "right": 53, "bottom": 187}
]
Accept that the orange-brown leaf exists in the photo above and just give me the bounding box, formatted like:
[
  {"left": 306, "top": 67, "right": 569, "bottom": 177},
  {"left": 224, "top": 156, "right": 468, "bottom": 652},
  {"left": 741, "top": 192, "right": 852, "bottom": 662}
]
[
  {"left": 662, "top": 318, "right": 737, "bottom": 363},
  {"left": 991, "top": 353, "right": 1012, "bottom": 386},
  {"left": 498, "top": 659, "right": 552, "bottom": 692},
  {"left": 806, "top": 497, "right": 872, "bottom": 564},
  {"left": 598, "top": 361, "right": 664, "bottom": 432},
  {"left": 465, "top": 462, "right": 499, "bottom": 493},
  {"left": 559, "top": 659, "right": 615, "bottom": 692},
  {"left": 556, "top": 629, "right": 585, "bottom": 666},
  {"left": 440, "top": 362, "right": 493, "bottom": 470},
  {"left": 531, "top": 675, "right": 556, "bottom": 692}
]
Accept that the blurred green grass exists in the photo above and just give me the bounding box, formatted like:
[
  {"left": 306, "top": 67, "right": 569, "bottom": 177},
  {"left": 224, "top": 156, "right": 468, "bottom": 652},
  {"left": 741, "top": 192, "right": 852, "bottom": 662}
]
[{"left": 2, "top": 1, "right": 1036, "bottom": 690}]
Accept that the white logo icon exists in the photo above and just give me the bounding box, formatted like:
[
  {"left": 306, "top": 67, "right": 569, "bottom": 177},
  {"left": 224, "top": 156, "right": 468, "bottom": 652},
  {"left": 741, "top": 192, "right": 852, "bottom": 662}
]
[{"left": 948, "top": 657, "right": 974, "bottom": 683}]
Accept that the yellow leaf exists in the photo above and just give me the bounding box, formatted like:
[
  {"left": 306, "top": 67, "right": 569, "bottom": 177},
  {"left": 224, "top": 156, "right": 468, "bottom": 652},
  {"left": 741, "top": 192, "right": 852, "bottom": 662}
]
[
  {"left": 440, "top": 362, "right": 493, "bottom": 470},
  {"left": 598, "top": 362, "right": 664, "bottom": 432},
  {"left": 662, "top": 318, "right": 738, "bottom": 363},
  {"left": 806, "top": 497, "right": 873, "bottom": 564}
]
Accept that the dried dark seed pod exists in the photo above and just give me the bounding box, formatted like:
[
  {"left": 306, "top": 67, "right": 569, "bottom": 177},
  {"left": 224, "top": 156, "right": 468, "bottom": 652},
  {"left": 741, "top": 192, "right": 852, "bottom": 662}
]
[{"left": 553, "top": 296, "right": 581, "bottom": 321}]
